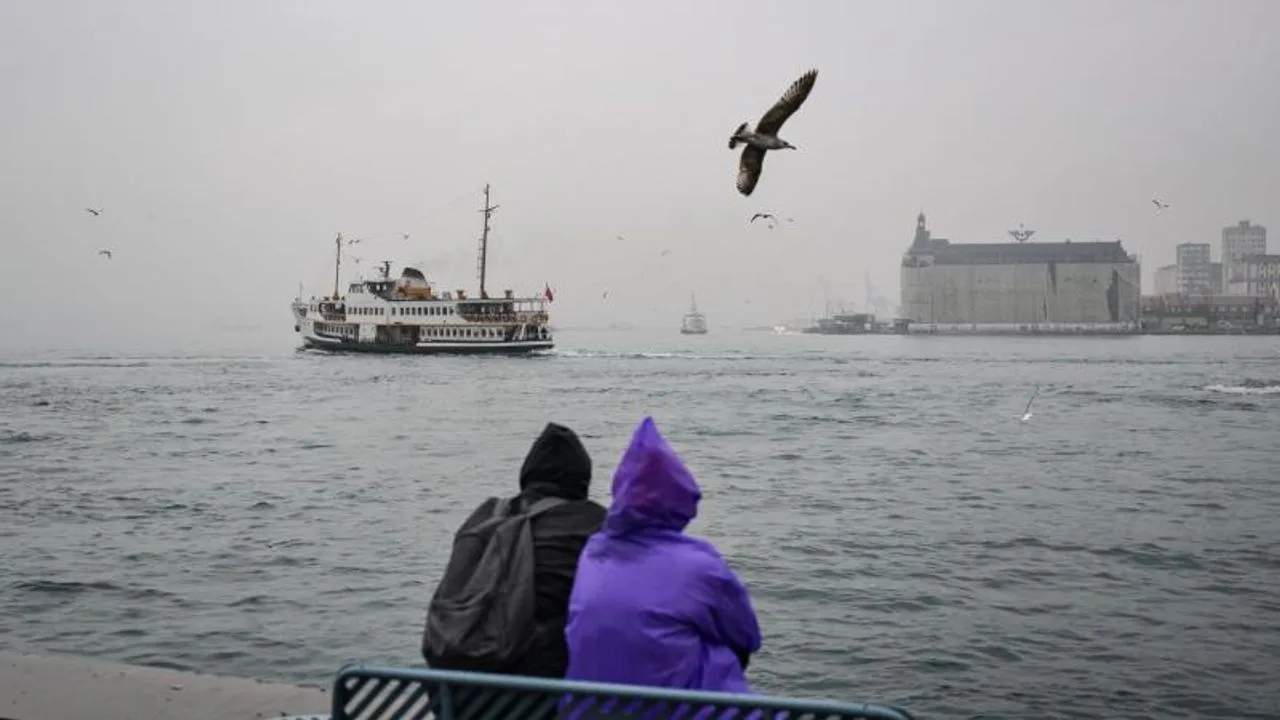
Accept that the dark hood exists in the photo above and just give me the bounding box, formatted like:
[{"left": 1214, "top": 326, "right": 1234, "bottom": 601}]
[{"left": 519, "top": 422, "right": 592, "bottom": 500}]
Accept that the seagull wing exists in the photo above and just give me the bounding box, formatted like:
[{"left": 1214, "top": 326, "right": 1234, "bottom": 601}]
[
  {"left": 737, "top": 146, "right": 767, "bottom": 196},
  {"left": 756, "top": 69, "right": 818, "bottom": 136}
]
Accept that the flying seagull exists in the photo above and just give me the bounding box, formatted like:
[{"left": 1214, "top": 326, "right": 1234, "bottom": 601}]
[
  {"left": 401, "top": 232, "right": 411, "bottom": 240},
  {"left": 1152, "top": 197, "right": 1170, "bottom": 212},
  {"left": 749, "top": 213, "right": 776, "bottom": 224},
  {"left": 97, "top": 249, "right": 112, "bottom": 259},
  {"left": 85, "top": 208, "right": 102, "bottom": 216},
  {"left": 730, "top": 69, "right": 819, "bottom": 196},
  {"left": 1020, "top": 384, "right": 1040, "bottom": 422}
]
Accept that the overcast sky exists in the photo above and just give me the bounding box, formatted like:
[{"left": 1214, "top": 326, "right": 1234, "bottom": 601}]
[{"left": 1, "top": 0, "right": 1277, "bottom": 352}]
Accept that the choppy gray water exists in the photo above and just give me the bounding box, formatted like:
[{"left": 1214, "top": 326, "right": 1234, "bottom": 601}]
[{"left": 2, "top": 332, "right": 1279, "bottom": 719}]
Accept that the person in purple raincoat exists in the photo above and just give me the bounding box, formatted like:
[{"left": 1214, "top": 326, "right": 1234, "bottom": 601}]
[{"left": 565, "top": 416, "right": 763, "bottom": 692}]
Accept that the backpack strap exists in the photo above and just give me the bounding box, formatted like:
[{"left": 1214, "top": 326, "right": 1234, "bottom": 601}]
[{"left": 522, "top": 495, "right": 569, "bottom": 518}]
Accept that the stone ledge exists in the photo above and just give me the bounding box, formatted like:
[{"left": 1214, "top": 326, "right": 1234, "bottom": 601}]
[{"left": 0, "top": 650, "right": 329, "bottom": 720}]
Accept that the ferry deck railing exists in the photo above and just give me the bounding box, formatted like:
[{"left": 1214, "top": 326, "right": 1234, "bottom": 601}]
[{"left": 325, "top": 663, "right": 917, "bottom": 720}]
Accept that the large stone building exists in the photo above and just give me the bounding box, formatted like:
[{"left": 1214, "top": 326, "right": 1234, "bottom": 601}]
[
  {"left": 899, "top": 213, "right": 1141, "bottom": 332},
  {"left": 1223, "top": 220, "right": 1267, "bottom": 294}
]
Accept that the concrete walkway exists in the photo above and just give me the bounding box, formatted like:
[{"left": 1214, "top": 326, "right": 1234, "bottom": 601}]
[{"left": 0, "top": 650, "right": 330, "bottom": 720}]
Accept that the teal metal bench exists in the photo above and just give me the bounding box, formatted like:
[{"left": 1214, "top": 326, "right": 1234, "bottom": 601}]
[{"left": 330, "top": 663, "right": 917, "bottom": 720}]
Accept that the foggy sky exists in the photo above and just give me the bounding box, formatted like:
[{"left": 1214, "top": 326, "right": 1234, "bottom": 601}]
[{"left": 2, "top": 0, "right": 1277, "bottom": 353}]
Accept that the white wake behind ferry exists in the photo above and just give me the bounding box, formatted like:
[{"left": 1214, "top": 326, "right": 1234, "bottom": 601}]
[{"left": 290, "top": 185, "right": 554, "bottom": 355}]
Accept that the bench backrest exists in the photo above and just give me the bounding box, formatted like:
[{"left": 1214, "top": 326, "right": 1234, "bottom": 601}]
[{"left": 331, "top": 663, "right": 917, "bottom": 720}]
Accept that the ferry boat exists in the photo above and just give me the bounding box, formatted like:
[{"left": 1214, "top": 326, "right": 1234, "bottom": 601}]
[
  {"left": 680, "top": 294, "right": 708, "bottom": 335},
  {"left": 290, "top": 185, "right": 554, "bottom": 355}
]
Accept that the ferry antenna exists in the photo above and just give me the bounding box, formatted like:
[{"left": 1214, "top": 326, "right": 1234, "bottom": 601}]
[
  {"left": 332, "top": 233, "right": 343, "bottom": 299},
  {"left": 476, "top": 183, "right": 499, "bottom": 299}
]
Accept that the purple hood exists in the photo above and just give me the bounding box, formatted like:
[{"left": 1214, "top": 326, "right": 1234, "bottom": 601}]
[{"left": 604, "top": 416, "right": 702, "bottom": 536}]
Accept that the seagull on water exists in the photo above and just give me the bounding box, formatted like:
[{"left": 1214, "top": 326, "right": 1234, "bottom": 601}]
[
  {"left": 97, "top": 249, "right": 112, "bottom": 259},
  {"left": 729, "top": 69, "right": 818, "bottom": 196},
  {"left": 1020, "top": 384, "right": 1040, "bottom": 422},
  {"left": 85, "top": 207, "right": 102, "bottom": 216}
]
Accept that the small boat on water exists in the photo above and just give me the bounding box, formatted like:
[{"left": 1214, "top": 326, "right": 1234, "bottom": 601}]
[
  {"left": 290, "top": 185, "right": 554, "bottom": 355},
  {"left": 680, "top": 294, "right": 708, "bottom": 335}
]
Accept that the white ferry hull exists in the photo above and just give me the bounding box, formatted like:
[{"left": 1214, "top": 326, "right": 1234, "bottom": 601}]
[{"left": 300, "top": 333, "right": 552, "bottom": 355}]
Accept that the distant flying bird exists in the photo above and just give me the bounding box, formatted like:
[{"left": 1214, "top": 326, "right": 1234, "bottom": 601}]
[
  {"left": 750, "top": 213, "right": 776, "bottom": 224},
  {"left": 401, "top": 232, "right": 411, "bottom": 240},
  {"left": 729, "top": 69, "right": 819, "bottom": 197},
  {"left": 616, "top": 235, "right": 626, "bottom": 242},
  {"left": 1152, "top": 197, "right": 1170, "bottom": 212},
  {"left": 660, "top": 249, "right": 671, "bottom": 257},
  {"left": 97, "top": 249, "right": 112, "bottom": 259},
  {"left": 85, "top": 208, "right": 102, "bottom": 216}
]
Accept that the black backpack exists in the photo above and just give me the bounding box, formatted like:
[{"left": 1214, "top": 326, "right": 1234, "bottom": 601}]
[{"left": 423, "top": 495, "right": 568, "bottom": 671}]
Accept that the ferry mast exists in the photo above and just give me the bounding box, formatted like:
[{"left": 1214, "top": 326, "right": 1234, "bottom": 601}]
[{"left": 477, "top": 183, "right": 499, "bottom": 299}]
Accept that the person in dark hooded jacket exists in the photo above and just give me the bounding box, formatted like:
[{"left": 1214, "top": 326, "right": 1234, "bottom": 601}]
[{"left": 427, "top": 422, "right": 606, "bottom": 678}]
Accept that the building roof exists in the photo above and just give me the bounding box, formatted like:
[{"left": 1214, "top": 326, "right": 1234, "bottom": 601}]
[{"left": 910, "top": 238, "right": 1134, "bottom": 266}]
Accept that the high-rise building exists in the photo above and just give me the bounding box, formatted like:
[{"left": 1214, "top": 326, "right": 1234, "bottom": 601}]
[
  {"left": 1176, "top": 243, "right": 1213, "bottom": 296},
  {"left": 1153, "top": 264, "right": 1178, "bottom": 295},
  {"left": 1223, "top": 220, "right": 1267, "bottom": 294}
]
